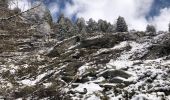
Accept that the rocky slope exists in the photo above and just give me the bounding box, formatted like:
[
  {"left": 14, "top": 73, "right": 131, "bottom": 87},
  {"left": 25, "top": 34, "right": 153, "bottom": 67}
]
[
  {"left": 1, "top": 3, "right": 170, "bottom": 100},
  {"left": 1, "top": 29, "right": 170, "bottom": 100}
]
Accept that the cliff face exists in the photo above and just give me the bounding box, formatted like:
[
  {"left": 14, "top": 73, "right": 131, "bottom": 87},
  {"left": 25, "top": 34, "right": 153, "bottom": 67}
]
[{"left": 1, "top": 3, "right": 170, "bottom": 100}]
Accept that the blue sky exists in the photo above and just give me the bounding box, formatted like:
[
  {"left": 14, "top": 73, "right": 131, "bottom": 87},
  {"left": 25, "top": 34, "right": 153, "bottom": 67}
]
[
  {"left": 10, "top": 0, "right": 170, "bottom": 31},
  {"left": 149, "top": 0, "right": 170, "bottom": 17}
]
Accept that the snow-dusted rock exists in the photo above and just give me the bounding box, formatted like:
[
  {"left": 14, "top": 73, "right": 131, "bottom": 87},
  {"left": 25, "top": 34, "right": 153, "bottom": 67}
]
[
  {"left": 97, "top": 69, "right": 134, "bottom": 85},
  {"left": 1, "top": 6, "right": 170, "bottom": 99},
  {"left": 47, "top": 36, "right": 80, "bottom": 57}
]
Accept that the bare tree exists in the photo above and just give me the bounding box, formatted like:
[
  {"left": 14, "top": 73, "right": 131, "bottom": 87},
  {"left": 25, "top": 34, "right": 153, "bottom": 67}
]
[{"left": 0, "top": 3, "right": 42, "bottom": 21}]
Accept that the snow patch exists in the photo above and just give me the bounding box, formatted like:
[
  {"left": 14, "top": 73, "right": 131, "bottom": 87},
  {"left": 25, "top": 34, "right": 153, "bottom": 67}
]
[
  {"left": 43, "top": 82, "right": 52, "bottom": 88},
  {"left": 72, "top": 82, "right": 103, "bottom": 94},
  {"left": 20, "top": 70, "right": 54, "bottom": 86},
  {"left": 78, "top": 63, "right": 91, "bottom": 75},
  {"left": 132, "top": 93, "right": 165, "bottom": 100},
  {"left": 112, "top": 41, "right": 129, "bottom": 50},
  {"left": 86, "top": 95, "right": 101, "bottom": 100},
  {"left": 118, "top": 41, "right": 151, "bottom": 60},
  {"left": 107, "top": 59, "right": 134, "bottom": 69},
  {"left": 87, "top": 35, "right": 103, "bottom": 40}
]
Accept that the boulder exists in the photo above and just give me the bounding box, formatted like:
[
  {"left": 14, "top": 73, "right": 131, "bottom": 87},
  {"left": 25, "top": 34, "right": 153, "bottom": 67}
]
[
  {"left": 78, "top": 32, "right": 136, "bottom": 49},
  {"left": 109, "top": 77, "right": 133, "bottom": 85},
  {"left": 79, "top": 35, "right": 116, "bottom": 49},
  {"left": 46, "top": 36, "right": 80, "bottom": 57},
  {"left": 60, "top": 62, "right": 83, "bottom": 76},
  {"left": 60, "top": 61, "right": 84, "bottom": 82},
  {"left": 97, "top": 69, "right": 132, "bottom": 79},
  {"left": 79, "top": 36, "right": 116, "bottom": 48}
]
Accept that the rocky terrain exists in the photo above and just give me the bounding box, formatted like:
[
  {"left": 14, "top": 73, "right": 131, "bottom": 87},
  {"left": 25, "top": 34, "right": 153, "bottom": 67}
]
[{"left": 1, "top": 1, "right": 170, "bottom": 100}]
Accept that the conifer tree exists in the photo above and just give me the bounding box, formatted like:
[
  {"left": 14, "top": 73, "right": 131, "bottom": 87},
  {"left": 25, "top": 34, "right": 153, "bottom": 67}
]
[
  {"left": 86, "top": 18, "right": 98, "bottom": 33},
  {"left": 76, "top": 17, "right": 86, "bottom": 32},
  {"left": 55, "top": 14, "right": 79, "bottom": 40},
  {"left": 146, "top": 25, "right": 156, "bottom": 34},
  {"left": 116, "top": 16, "right": 128, "bottom": 32},
  {"left": 98, "top": 19, "right": 110, "bottom": 32}
]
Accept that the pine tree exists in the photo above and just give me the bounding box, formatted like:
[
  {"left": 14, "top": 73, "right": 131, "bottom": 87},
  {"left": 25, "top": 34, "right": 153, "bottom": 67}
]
[
  {"left": 86, "top": 18, "right": 98, "bottom": 33},
  {"left": 98, "top": 19, "right": 109, "bottom": 32},
  {"left": 76, "top": 17, "right": 86, "bottom": 32},
  {"left": 116, "top": 16, "right": 128, "bottom": 32},
  {"left": 55, "top": 14, "right": 79, "bottom": 40},
  {"left": 146, "top": 25, "right": 156, "bottom": 34}
]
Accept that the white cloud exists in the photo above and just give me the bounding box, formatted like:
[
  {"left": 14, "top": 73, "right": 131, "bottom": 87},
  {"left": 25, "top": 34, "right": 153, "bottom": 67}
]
[
  {"left": 64, "top": 0, "right": 170, "bottom": 31},
  {"left": 8, "top": 0, "right": 170, "bottom": 31},
  {"left": 151, "top": 8, "right": 170, "bottom": 31},
  {"left": 64, "top": 0, "right": 154, "bottom": 31}
]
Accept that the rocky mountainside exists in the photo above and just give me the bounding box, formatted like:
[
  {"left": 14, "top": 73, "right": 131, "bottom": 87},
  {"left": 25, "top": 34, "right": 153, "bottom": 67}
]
[{"left": 1, "top": 2, "right": 170, "bottom": 100}]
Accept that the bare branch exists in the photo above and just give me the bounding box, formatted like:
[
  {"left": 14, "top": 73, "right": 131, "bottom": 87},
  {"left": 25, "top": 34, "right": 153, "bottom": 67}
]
[{"left": 0, "top": 1, "right": 42, "bottom": 21}]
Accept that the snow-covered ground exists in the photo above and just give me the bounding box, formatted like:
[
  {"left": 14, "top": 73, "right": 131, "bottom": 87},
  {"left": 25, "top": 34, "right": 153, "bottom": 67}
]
[
  {"left": 1, "top": 32, "right": 170, "bottom": 99},
  {"left": 69, "top": 37, "right": 170, "bottom": 100}
]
